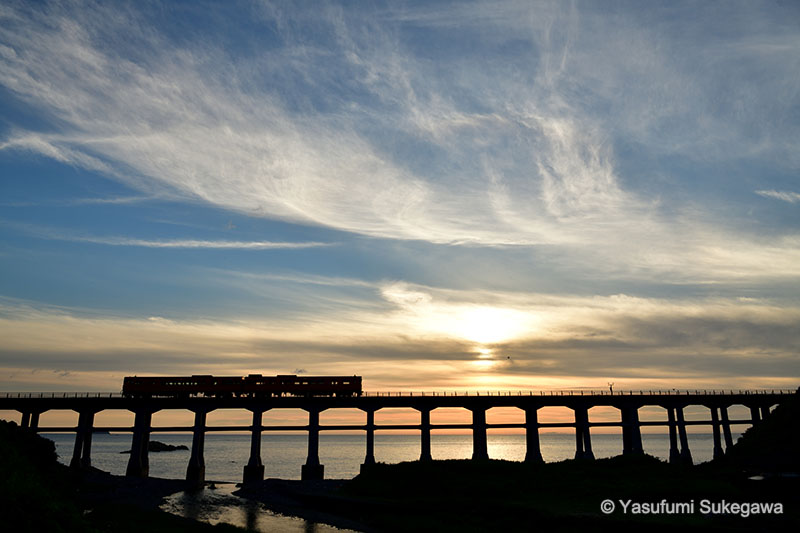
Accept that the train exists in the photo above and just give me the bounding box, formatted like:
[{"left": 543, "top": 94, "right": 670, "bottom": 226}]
[{"left": 121, "top": 374, "right": 362, "bottom": 398}]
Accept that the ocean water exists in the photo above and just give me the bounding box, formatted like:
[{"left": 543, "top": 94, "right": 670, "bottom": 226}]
[
  {"left": 42, "top": 432, "right": 739, "bottom": 532},
  {"left": 44, "top": 432, "right": 738, "bottom": 481}
]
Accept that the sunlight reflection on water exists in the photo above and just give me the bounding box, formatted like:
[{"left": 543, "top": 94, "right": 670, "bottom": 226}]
[{"left": 160, "top": 484, "right": 356, "bottom": 532}]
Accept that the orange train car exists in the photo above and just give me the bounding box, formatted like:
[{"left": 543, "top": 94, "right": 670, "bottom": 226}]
[{"left": 122, "top": 374, "right": 362, "bottom": 398}]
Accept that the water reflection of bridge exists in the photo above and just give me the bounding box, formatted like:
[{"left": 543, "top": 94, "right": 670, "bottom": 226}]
[{"left": 1, "top": 389, "right": 796, "bottom": 487}]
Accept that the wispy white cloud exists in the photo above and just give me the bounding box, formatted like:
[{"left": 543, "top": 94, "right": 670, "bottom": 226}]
[
  {"left": 0, "top": 1, "right": 798, "bottom": 285},
  {"left": 0, "top": 195, "right": 155, "bottom": 207},
  {"left": 1, "top": 220, "right": 331, "bottom": 250},
  {"left": 67, "top": 236, "right": 331, "bottom": 250},
  {"left": 68, "top": 196, "right": 154, "bottom": 205},
  {"left": 211, "top": 269, "right": 378, "bottom": 289},
  {"left": 0, "top": 134, "right": 118, "bottom": 176},
  {"left": 756, "top": 190, "right": 800, "bottom": 204}
]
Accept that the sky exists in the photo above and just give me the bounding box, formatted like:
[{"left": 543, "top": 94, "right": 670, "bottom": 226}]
[{"left": 1, "top": 0, "right": 799, "bottom": 396}]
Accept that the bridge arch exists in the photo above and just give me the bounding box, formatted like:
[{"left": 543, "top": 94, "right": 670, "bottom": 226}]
[{"left": 486, "top": 406, "right": 525, "bottom": 461}]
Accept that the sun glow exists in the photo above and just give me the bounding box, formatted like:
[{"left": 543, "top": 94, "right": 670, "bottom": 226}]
[
  {"left": 472, "top": 358, "right": 496, "bottom": 369},
  {"left": 382, "top": 284, "right": 538, "bottom": 345},
  {"left": 446, "top": 306, "right": 534, "bottom": 344}
]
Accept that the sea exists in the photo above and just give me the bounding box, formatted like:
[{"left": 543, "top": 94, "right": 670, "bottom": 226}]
[{"left": 42, "top": 431, "right": 737, "bottom": 532}]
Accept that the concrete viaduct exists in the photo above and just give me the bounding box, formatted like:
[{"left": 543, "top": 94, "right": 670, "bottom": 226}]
[{"left": 1, "top": 389, "right": 795, "bottom": 488}]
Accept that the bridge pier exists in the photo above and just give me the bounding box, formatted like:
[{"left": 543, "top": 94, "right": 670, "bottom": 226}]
[
  {"left": 524, "top": 407, "right": 543, "bottom": 463},
  {"left": 301, "top": 408, "right": 324, "bottom": 480},
  {"left": 126, "top": 410, "right": 152, "bottom": 477},
  {"left": 360, "top": 408, "right": 376, "bottom": 474},
  {"left": 186, "top": 410, "right": 207, "bottom": 489},
  {"left": 667, "top": 407, "right": 680, "bottom": 464},
  {"left": 573, "top": 406, "right": 594, "bottom": 460},
  {"left": 16, "top": 409, "right": 41, "bottom": 430},
  {"left": 70, "top": 410, "right": 96, "bottom": 469},
  {"left": 750, "top": 406, "right": 761, "bottom": 426},
  {"left": 760, "top": 405, "right": 770, "bottom": 420},
  {"left": 419, "top": 407, "right": 432, "bottom": 462},
  {"left": 675, "top": 406, "right": 693, "bottom": 465},
  {"left": 710, "top": 407, "right": 724, "bottom": 460},
  {"left": 720, "top": 406, "right": 734, "bottom": 451},
  {"left": 471, "top": 407, "right": 488, "bottom": 461},
  {"left": 243, "top": 409, "right": 265, "bottom": 485},
  {"left": 621, "top": 406, "right": 643, "bottom": 455}
]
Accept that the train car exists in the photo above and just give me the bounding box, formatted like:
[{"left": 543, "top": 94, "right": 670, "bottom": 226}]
[{"left": 121, "top": 374, "right": 362, "bottom": 398}]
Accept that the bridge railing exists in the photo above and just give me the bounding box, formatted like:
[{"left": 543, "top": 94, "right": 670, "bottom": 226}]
[
  {"left": 1, "top": 388, "right": 795, "bottom": 399},
  {"left": 1, "top": 392, "right": 123, "bottom": 399},
  {"left": 362, "top": 389, "right": 796, "bottom": 397}
]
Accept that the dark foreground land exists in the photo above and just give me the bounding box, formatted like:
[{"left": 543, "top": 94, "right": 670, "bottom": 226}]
[
  {"left": 0, "top": 420, "right": 242, "bottom": 532},
  {"left": 236, "top": 457, "right": 799, "bottom": 532}
]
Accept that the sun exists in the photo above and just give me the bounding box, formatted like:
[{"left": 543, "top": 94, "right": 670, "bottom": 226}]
[{"left": 446, "top": 306, "right": 533, "bottom": 345}]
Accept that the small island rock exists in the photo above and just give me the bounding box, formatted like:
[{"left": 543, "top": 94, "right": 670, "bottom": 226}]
[{"left": 120, "top": 440, "right": 188, "bottom": 454}]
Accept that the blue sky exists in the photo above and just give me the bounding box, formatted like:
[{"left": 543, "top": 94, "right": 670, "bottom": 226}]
[{"left": 1, "top": 0, "right": 799, "bottom": 392}]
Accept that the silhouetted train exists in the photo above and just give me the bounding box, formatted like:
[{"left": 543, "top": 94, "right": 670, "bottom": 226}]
[{"left": 122, "top": 374, "right": 362, "bottom": 398}]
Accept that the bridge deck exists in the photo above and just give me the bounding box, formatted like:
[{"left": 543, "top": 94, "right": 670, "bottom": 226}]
[{"left": 1, "top": 389, "right": 794, "bottom": 411}]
